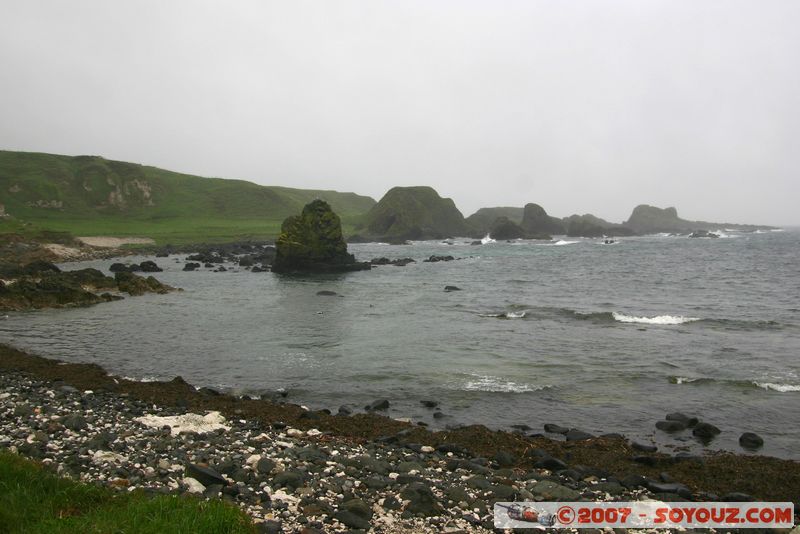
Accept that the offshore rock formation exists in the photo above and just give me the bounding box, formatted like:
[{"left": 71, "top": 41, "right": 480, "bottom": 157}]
[
  {"left": 272, "top": 200, "right": 370, "bottom": 274},
  {"left": 354, "top": 186, "right": 470, "bottom": 242},
  {"left": 488, "top": 217, "right": 525, "bottom": 240},
  {"left": 519, "top": 203, "right": 565, "bottom": 239},
  {"left": 624, "top": 205, "right": 775, "bottom": 235},
  {"left": 563, "top": 214, "right": 636, "bottom": 238},
  {"left": 465, "top": 207, "right": 524, "bottom": 236}
]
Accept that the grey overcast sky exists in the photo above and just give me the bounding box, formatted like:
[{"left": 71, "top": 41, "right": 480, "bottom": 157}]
[{"left": 1, "top": 1, "right": 798, "bottom": 225}]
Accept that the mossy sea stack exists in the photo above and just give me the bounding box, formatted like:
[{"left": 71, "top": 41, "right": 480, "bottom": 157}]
[{"left": 272, "top": 200, "right": 370, "bottom": 273}]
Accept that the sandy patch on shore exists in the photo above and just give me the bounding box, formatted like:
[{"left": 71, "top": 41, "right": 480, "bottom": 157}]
[
  {"left": 42, "top": 243, "right": 84, "bottom": 259},
  {"left": 77, "top": 236, "right": 155, "bottom": 247}
]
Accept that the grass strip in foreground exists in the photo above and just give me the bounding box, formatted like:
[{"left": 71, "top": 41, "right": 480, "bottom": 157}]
[{"left": 0, "top": 450, "right": 255, "bottom": 534}]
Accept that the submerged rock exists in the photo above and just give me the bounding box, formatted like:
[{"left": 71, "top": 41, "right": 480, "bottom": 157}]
[
  {"left": 739, "top": 432, "right": 764, "bottom": 450},
  {"left": 272, "top": 200, "right": 370, "bottom": 274}
]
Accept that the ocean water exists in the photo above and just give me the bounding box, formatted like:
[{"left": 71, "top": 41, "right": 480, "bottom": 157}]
[{"left": 2, "top": 229, "right": 799, "bottom": 458}]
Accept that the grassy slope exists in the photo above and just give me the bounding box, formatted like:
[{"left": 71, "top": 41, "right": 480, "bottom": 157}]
[
  {"left": 0, "top": 151, "right": 375, "bottom": 244},
  {"left": 0, "top": 451, "right": 254, "bottom": 533}
]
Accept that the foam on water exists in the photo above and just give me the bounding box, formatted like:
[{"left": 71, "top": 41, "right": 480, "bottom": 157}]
[
  {"left": 481, "top": 234, "right": 496, "bottom": 245},
  {"left": 554, "top": 240, "right": 580, "bottom": 246},
  {"left": 462, "top": 374, "right": 547, "bottom": 393},
  {"left": 755, "top": 382, "right": 800, "bottom": 392},
  {"left": 478, "top": 311, "right": 527, "bottom": 319},
  {"left": 612, "top": 312, "right": 700, "bottom": 325}
]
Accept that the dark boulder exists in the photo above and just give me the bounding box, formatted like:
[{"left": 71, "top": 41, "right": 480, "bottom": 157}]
[
  {"left": 565, "top": 429, "right": 594, "bottom": 441},
  {"left": 139, "top": 260, "right": 163, "bottom": 272},
  {"left": 692, "top": 422, "right": 721, "bottom": 440},
  {"left": 367, "top": 399, "right": 390, "bottom": 411},
  {"left": 631, "top": 441, "right": 658, "bottom": 453},
  {"left": 739, "top": 432, "right": 764, "bottom": 450},
  {"left": 185, "top": 463, "right": 227, "bottom": 487},
  {"left": 543, "top": 424, "right": 569, "bottom": 434},
  {"left": 115, "top": 272, "right": 174, "bottom": 296},
  {"left": 656, "top": 420, "right": 687, "bottom": 432},
  {"left": 401, "top": 482, "right": 443, "bottom": 517},
  {"left": 424, "top": 255, "right": 455, "bottom": 263},
  {"left": 183, "top": 262, "right": 200, "bottom": 271},
  {"left": 316, "top": 290, "right": 339, "bottom": 296},
  {"left": 444, "top": 285, "right": 461, "bottom": 292},
  {"left": 666, "top": 412, "right": 698, "bottom": 427},
  {"left": 272, "top": 200, "right": 370, "bottom": 273},
  {"left": 22, "top": 261, "right": 61, "bottom": 274}
]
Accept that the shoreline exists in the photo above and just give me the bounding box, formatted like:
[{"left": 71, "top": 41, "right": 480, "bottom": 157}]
[{"left": 1, "top": 343, "right": 799, "bottom": 510}]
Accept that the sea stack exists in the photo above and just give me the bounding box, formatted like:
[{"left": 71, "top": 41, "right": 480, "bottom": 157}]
[{"left": 272, "top": 199, "right": 370, "bottom": 273}]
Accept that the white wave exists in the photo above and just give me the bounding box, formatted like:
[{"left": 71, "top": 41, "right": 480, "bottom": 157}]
[
  {"left": 120, "top": 375, "right": 161, "bottom": 382},
  {"left": 672, "top": 376, "right": 702, "bottom": 384},
  {"left": 612, "top": 312, "right": 700, "bottom": 325},
  {"left": 478, "top": 311, "right": 526, "bottom": 319},
  {"left": 554, "top": 240, "right": 579, "bottom": 246},
  {"left": 463, "top": 374, "right": 547, "bottom": 393},
  {"left": 481, "top": 234, "right": 496, "bottom": 245},
  {"left": 755, "top": 382, "right": 800, "bottom": 392}
]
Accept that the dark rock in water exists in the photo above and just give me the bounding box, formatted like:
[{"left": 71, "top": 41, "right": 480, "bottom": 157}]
[
  {"left": 109, "top": 262, "right": 132, "bottom": 273},
  {"left": 251, "top": 265, "right": 268, "bottom": 273},
  {"left": 692, "top": 422, "right": 721, "bottom": 440},
  {"left": 470, "top": 240, "right": 482, "bottom": 245},
  {"left": 510, "top": 424, "right": 531, "bottom": 431},
  {"left": 565, "top": 429, "right": 594, "bottom": 441},
  {"left": 420, "top": 400, "right": 438, "bottom": 408},
  {"left": 424, "top": 255, "right": 455, "bottom": 263},
  {"left": 432, "top": 411, "right": 446, "bottom": 419},
  {"left": 272, "top": 200, "right": 370, "bottom": 273},
  {"left": 444, "top": 285, "right": 461, "bottom": 292},
  {"left": 631, "top": 441, "right": 658, "bottom": 453},
  {"left": 689, "top": 229, "right": 719, "bottom": 238},
  {"left": 337, "top": 405, "right": 352, "bottom": 416},
  {"left": 115, "top": 272, "right": 173, "bottom": 296},
  {"left": 185, "top": 463, "right": 227, "bottom": 487},
  {"left": 666, "top": 412, "right": 698, "bottom": 427},
  {"left": 544, "top": 424, "right": 569, "bottom": 434},
  {"left": 739, "top": 432, "right": 764, "bottom": 449},
  {"left": 656, "top": 420, "right": 687, "bottom": 432},
  {"left": 139, "top": 260, "right": 163, "bottom": 272},
  {"left": 316, "top": 290, "right": 338, "bottom": 296},
  {"left": 489, "top": 216, "right": 525, "bottom": 240},
  {"left": 183, "top": 262, "right": 200, "bottom": 271},
  {"left": 520, "top": 203, "right": 563, "bottom": 238},
  {"left": 367, "top": 399, "right": 390, "bottom": 411},
  {"left": 401, "top": 482, "right": 443, "bottom": 517},
  {"left": 237, "top": 255, "right": 255, "bottom": 267}
]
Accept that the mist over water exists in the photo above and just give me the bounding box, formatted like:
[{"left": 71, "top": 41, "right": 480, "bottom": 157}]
[{"left": 2, "top": 229, "right": 799, "bottom": 458}]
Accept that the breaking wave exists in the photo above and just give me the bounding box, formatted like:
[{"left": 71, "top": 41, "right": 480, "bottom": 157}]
[
  {"left": 611, "top": 312, "right": 700, "bottom": 325},
  {"left": 462, "top": 374, "right": 549, "bottom": 393},
  {"left": 669, "top": 376, "right": 800, "bottom": 393},
  {"left": 478, "top": 311, "right": 527, "bottom": 319}
]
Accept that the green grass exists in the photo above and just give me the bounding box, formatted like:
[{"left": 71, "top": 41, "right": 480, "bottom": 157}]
[
  {"left": 0, "top": 451, "right": 255, "bottom": 533},
  {"left": 0, "top": 150, "right": 375, "bottom": 244}
]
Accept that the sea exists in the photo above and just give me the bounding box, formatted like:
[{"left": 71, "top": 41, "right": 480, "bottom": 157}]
[{"left": 2, "top": 228, "right": 798, "bottom": 459}]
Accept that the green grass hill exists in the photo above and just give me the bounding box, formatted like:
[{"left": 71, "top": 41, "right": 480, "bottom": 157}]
[{"left": 0, "top": 150, "right": 375, "bottom": 244}]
